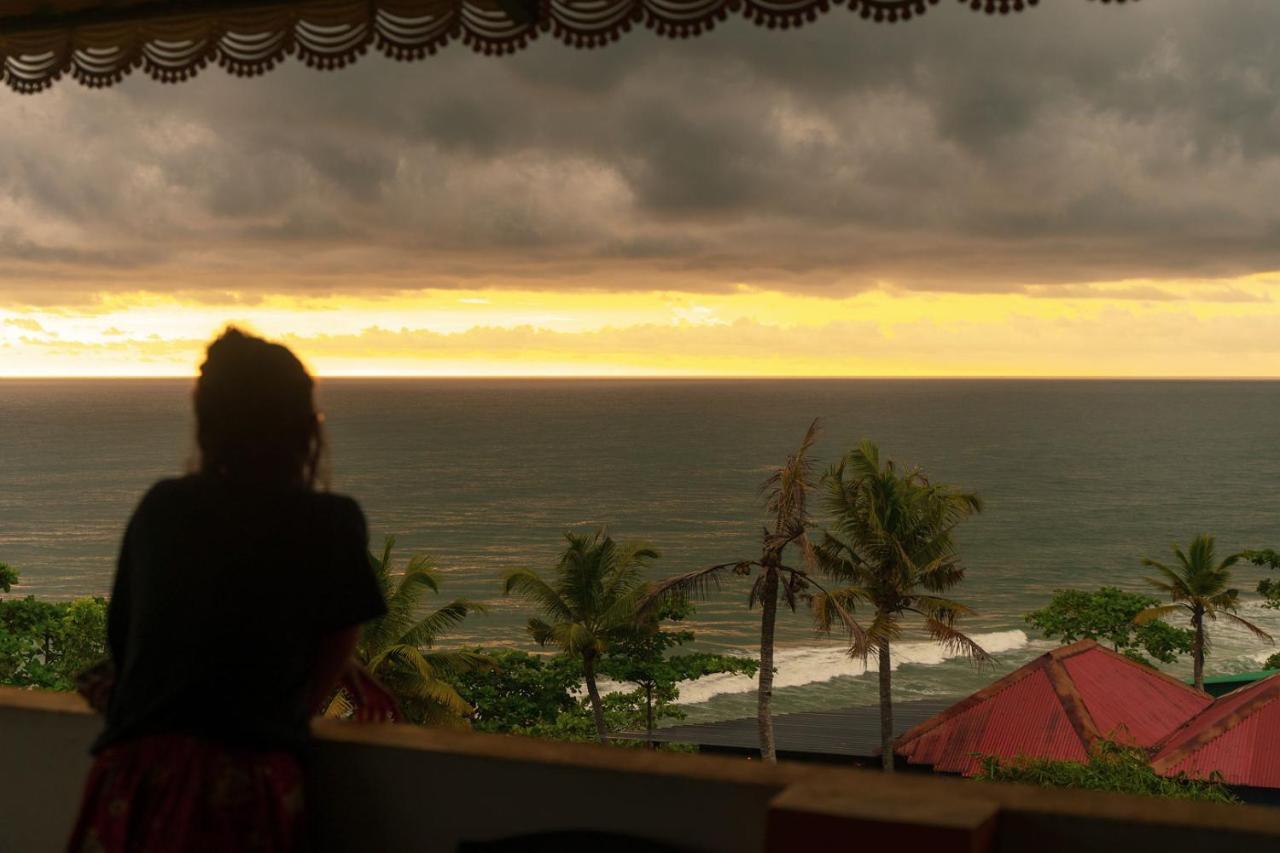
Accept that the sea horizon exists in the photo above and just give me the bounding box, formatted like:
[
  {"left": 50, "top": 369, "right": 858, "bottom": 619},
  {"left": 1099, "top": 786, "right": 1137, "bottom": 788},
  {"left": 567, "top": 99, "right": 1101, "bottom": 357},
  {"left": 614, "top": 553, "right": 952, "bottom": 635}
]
[
  {"left": 5, "top": 375, "right": 1280, "bottom": 381},
  {"left": 4, "top": 377, "right": 1279, "bottom": 724}
]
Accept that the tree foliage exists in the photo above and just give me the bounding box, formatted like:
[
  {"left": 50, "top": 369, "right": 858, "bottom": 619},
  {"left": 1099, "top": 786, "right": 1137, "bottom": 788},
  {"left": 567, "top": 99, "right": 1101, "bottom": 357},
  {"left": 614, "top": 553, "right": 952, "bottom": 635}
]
[
  {"left": 0, "top": 562, "right": 18, "bottom": 594},
  {"left": 0, "top": 569, "right": 108, "bottom": 690},
  {"left": 1025, "top": 587, "right": 1194, "bottom": 665},
  {"left": 1244, "top": 548, "right": 1280, "bottom": 610},
  {"left": 974, "top": 740, "right": 1239, "bottom": 804},
  {"left": 600, "top": 599, "right": 757, "bottom": 737},
  {"left": 449, "top": 648, "right": 695, "bottom": 744},
  {"left": 450, "top": 648, "right": 583, "bottom": 734},
  {"left": 451, "top": 601, "right": 755, "bottom": 743}
]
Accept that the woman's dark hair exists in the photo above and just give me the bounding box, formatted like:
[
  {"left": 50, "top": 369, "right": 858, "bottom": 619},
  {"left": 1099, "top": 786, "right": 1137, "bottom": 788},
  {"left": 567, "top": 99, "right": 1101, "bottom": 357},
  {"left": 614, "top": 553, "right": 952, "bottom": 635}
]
[{"left": 194, "top": 328, "right": 325, "bottom": 490}]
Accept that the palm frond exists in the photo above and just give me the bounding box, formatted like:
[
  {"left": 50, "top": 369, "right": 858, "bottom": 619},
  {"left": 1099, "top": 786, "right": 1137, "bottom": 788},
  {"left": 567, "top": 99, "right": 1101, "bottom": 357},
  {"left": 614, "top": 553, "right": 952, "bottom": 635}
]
[
  {"left": 923, "top": 615, "right": 992, "bottom": 667},
  {"left": 797, "top": 533, "right": 821, "bottom": 574},
  {"left": 527, "top": 617, "right": 557, "bottom": 647},
  {"left": 372, "top": 536, "right": 395, "bottom": 582},
  {"left": 779, "top": 568, "right": 810, "bottom": 612},
  {"left": 911, "top": 594, "right": 976, "bottom": 619},
  {"left": 1206, "top": 588, "right": 1241, "bottom": 612},
  {"left": 843, "top": 440, "right": 881, "bottom": 482},
  {"left": 599, "top": 540, "right": 657, "bottom": 617},
  {"left": 807, "top": 578, "right": 870, "bottom": 656},
  {"left": 761, "top": 418, "right": 820, "bottom": 537},
  {"left": 323, "top": 690, "right": 355, "bottom": 719},
  {"left": 402, "top": 554, "right": 442, "bottom": 590},
  {"left": 365, "top": 646, "right": 396, "bottom": 673},
  {"left": 637, "top": 562, "right": 740, "bottom": 615},
  {"left": 1141, "top": 571, "right": 1184, "bottom": 599},
  {"left": 391, "top": 649, "right": 475, "bottom": 716},
  {"left": 1133, "top": 603, "right": 1186, "bottom": 625},
  {"left": 399, "top": 599, "right": 486, "bottom": 649},
  {"left": 387, "top": 569, "right": 443, "bottom": 619},
  {"left": 525, "top": 617, "right": 598, "bottom": 656},
  {"left": 598, "top": 583, "right": 652, "bottom": 630},
  {"left": 503, "top": 570, "right": 574, "bottom": 623},
  {"left": 417, "top": 648, "right": 496, "bottom": 679},
  {"left": 558, "top": 621, "right": 600, "bottom": 656},
  {"left": 810, "top": 585, "right": 866, "bottom": 631},
  {"left": 1219, "top": 611, "right": 1275, "bottom": 643},
  {"left": 863, "top": 609, "right": 902, "bottom": 651}
]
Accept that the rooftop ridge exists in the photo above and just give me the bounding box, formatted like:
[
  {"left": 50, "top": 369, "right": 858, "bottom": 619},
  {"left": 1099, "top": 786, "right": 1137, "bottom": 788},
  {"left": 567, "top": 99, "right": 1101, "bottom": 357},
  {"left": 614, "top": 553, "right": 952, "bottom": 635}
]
[
  {"left": 1151, "top": 674, "right": 1280, "bottom": 773},
  {"left": 1046, "top": 639, "right": 1097, "bottom": 660},
  {"left": 1052, "top": 638, "right": 1211, "bottom": 699},
  {"left": 1044, "top": 656, "right": 1103, "bottom": 748}
]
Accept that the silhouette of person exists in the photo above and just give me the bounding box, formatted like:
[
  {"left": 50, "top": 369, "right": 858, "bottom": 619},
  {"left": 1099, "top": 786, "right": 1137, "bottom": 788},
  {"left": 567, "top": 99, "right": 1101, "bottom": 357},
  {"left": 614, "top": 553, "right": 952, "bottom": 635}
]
[{"left": 67, "top": 327, "right": 392, "bottom": 853}]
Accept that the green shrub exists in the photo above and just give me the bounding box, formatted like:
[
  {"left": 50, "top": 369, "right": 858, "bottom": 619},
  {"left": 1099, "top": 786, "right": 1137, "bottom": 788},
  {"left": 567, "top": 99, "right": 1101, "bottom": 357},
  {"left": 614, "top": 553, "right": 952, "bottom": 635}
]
[
  {"left": 974, "top": 740, "right": 1238, "bottom": 803},
  {"left": 0, "top": 594, "right": 108, "bottom": 690}
]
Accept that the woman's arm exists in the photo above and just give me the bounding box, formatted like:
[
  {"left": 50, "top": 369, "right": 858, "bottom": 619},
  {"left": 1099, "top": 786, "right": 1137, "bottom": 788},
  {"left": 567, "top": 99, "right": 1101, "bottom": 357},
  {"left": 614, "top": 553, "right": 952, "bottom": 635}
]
[
  {"left": 308, "top": 626, "right": 359, "bottom": 715},
  {"left": 311, "top": 497, "right": 399, "bottom": 721},
  {"left": 308, "top": 629, "right": 402, "bottom": 722}
]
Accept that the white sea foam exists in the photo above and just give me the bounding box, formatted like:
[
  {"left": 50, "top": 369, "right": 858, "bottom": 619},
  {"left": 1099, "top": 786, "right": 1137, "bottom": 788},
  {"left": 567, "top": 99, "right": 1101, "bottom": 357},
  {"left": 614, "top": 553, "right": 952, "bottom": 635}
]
[
  {"left": 1248, "top": 648, "right": 1278, "bottom": 666},
  {"left": 591, "top": 629, "right": 1030, "bottom": 706}
]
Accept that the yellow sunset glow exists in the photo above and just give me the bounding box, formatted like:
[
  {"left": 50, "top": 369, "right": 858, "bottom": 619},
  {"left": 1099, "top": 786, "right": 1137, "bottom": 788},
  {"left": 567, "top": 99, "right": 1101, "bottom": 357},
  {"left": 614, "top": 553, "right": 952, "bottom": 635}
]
[{"left": 3, "top": 275, "right": 1279, "bottom": 378}]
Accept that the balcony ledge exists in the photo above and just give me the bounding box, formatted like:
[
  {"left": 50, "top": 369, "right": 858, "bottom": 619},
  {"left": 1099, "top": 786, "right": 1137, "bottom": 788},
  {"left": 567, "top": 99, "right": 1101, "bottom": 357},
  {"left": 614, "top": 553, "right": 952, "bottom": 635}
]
[{"left": 3, "top": 686, "right": 1279, "bottom": 853}]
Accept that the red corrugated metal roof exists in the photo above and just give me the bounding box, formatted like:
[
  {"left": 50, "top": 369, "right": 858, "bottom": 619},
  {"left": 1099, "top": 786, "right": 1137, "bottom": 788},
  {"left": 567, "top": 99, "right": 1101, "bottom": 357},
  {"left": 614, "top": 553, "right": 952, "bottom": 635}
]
[
  {"left": 895, "top": 640, "right": 1212, "bottom": 777},
  {"left": 1151, "top": 674, "right": 1280, "bottom": 789},
  {"left": 1061, "top": 645, "right": 1212, "bottom": 745}
]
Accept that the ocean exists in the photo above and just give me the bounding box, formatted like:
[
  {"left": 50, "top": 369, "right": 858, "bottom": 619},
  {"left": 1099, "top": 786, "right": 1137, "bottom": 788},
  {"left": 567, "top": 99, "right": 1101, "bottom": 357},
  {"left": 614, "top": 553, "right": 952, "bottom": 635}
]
[{"left": 3, "top": 378, "right": 1279, "bottom": 724}]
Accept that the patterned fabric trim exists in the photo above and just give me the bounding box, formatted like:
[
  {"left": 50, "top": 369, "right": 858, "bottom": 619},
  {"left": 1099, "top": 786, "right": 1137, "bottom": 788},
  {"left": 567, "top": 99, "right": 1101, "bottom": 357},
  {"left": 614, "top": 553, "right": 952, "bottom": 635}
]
[{"left": 0, "top": 0, "right": 1132, "bottom": 94}]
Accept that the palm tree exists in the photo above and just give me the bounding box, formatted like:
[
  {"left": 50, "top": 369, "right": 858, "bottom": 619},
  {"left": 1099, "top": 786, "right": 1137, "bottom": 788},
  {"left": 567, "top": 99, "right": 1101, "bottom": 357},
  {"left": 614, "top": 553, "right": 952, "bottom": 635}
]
[
  {"left": 1135, "top": 534, "right": 1273, "bottom": 691},
  {"left": 329, "top": 537, "right": 490, "bottom": 726},
  {"left": 639, "top": 420, "right": 862, "bottom": 762},
  {"left": 811, "top": 440, "right": 989, "bottom": 772},
  {"left": 504, "top": 529, "right": 659, "bottom": 744}
]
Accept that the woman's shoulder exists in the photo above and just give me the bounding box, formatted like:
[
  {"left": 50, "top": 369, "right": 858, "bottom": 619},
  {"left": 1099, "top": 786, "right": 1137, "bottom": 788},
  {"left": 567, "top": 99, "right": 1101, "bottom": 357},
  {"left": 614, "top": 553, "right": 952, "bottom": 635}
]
[
  {"left": 307, "top": 490, "right": 363, "bottom": 515},
  {"left": 304, "top": 491, "right": 367, "bottom": 535},
  {"left": 135, "top": 475, "right": 201, "bottom": 510},
  {"left": 307, "top": 492, "right": 368, "bottom": 552},
  {"left": 133, "top": 477, "right": 365, "bottom": 533}
]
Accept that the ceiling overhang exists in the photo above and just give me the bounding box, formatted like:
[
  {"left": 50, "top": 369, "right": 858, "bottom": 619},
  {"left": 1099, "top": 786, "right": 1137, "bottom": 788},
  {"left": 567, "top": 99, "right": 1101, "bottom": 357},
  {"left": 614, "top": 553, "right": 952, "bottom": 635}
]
[{"left": 0, "top": 0, "right": 1130, "bottom": 93}]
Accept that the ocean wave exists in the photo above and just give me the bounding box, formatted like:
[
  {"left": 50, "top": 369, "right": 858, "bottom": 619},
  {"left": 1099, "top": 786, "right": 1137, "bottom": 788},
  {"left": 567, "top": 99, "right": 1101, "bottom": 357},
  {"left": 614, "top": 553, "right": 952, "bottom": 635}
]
[
  {"left": 1248, "top": 648, "right": 1279, "bottom": 666},
  {"left": 594, "top": 629, "right": 1030, "bottom": 706}
]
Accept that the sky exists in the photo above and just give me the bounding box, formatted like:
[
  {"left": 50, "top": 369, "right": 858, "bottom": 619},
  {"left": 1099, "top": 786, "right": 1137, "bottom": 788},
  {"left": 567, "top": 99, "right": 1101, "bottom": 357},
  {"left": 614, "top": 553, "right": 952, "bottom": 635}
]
[{"left": 2, "top": 0, "right": 1280, "bottom": 377}]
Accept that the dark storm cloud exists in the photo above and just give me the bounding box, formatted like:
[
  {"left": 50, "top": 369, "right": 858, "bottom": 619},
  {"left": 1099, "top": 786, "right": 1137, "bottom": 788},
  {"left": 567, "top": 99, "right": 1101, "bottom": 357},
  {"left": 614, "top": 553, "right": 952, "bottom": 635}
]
[{"left": 2, "top": 0, "right": 1280, "bottom": 304}]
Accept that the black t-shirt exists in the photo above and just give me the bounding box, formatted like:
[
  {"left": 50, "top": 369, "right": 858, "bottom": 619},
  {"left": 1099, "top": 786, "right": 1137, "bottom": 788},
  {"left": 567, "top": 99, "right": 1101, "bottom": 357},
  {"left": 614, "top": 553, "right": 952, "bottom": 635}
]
[{"left": 93, "top": 475, "right": 387, "bottom": 755}]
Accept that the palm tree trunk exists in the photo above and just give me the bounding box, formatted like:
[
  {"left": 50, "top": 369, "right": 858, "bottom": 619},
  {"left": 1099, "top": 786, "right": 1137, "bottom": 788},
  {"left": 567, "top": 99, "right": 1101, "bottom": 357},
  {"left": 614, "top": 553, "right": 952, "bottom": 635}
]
[
  {"left": 879, "top": 641, "right": 894, "bottom": 772},
  {"left": 757, "top": 568, "right": 780, "bottom": 763},
  {"left": 582, "top": 653, "right": 609, "bottom": 744},
  {"left": 1193, "top": 607, "right": 1205, "bottom": 692}
]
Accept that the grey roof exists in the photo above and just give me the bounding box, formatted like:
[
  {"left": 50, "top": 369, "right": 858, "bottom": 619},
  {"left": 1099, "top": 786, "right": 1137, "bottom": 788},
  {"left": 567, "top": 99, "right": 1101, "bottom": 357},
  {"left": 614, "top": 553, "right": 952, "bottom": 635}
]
[{"left": 620, "top": 699, "right": 954, "bottom": 758}]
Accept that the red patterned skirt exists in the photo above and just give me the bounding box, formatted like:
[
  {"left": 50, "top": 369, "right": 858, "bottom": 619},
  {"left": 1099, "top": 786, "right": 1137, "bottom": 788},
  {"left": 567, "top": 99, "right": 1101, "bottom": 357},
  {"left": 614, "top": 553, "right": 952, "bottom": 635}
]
[{"left": 66, "top": 734, "right": 307, "bottom": 853}]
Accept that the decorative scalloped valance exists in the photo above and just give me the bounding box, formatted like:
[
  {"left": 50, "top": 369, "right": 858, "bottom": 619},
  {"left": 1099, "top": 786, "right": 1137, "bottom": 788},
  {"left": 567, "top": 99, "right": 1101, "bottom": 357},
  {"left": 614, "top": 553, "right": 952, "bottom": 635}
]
[{"left": 0, "top": 0, "right": 1129, "bottom": 94}]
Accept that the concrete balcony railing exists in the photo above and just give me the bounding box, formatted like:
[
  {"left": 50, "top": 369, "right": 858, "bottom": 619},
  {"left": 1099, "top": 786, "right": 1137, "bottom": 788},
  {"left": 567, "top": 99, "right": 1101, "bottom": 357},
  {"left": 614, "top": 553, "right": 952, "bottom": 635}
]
[{"left": 4, "top": 686, "right": 1280, "bottom": 853}]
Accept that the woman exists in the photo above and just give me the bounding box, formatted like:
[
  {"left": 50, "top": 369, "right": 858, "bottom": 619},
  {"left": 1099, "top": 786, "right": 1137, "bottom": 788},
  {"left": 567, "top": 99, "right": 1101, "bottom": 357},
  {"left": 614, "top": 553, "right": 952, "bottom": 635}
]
[{"left": 68, "top": 328, "right": 392, "bottom": 853}]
